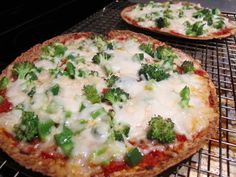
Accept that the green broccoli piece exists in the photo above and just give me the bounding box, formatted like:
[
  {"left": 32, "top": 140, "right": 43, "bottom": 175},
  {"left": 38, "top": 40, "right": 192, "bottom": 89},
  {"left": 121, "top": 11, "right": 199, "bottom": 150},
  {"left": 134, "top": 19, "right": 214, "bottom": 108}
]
[
  {"left": 139, "top": 64, "right": 170, "bottom": 82},
  {"left": 65, "top": 62, "right": 75, "bottom": 79},
  {"left": 139, "top": 43, "right": 154, "bottom": 58},
  {"left": 212, "top": 8, "right": 221, "bottom": 15},
  {"left": 12, "top": 61, "right": 37, "bottom": 80},
  {"left": 155, "top": 46, "right": 177, "bottom": 64},
  {"left": 92, "top": 34, "right": 110, "bottom": 51},
  {"left": 83, "top": 85, "right": 101, "bottom": 104},
  {"left": 106, "top": 75, "right": 119, "bottom": 87},
  {"left": 113, "top": 123, "right": 130, "bottom": 141},
  {"left": 180, "top": 86, "right": 190, "bottom": 108},
  {"left": 50, "top": 84, "right": 60, "bottom": 95},
  {"left": 147, "top": 115, "right": 175, "bottom": 143},
  {"left": 14, "top": 111, "right": 39, "bottom": 142},
  {"left": 38, "top": 119, "right": 54, "bottom": 141},
  {"left": 213, "top": 18, "right": 225, "bottom": 29},
  {"left": 103, "top": 88, "right": 129, "bottom": 105},
  {"left": 41, "top": 42, "right": 67, "bottom": 59},
  {"left": 155, "top": 17, "right": 170, "bottom": 28},
  {"left": 125, "top": 147, "right": 143, "bottom": 167},
  {"left": 163, "top": 9, "right": 173, "bottom": 19},
  {"left": 92, "top": 52, "right": 111, "bottom": 64},
  {"left": 54, "top": 127, "right": 74, "bottom": 156},
  {"left": 0, "top": 76, "right": 9, "bottom": 90},
  {"left": 178, "top": 10, "right": 184, "bottom": 18},
  {"left": 181, "top": 61, "right": 195, "bottom": 73},
  {"left": 185, "top": 21, "right": 205, "bottom": 36}
]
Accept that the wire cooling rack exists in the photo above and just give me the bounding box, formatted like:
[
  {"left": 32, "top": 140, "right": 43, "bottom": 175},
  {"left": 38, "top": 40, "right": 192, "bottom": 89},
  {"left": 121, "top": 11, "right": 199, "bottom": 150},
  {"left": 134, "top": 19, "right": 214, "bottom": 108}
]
[{"left": 1, "top": 0, "right": 236, "bottom": 176}]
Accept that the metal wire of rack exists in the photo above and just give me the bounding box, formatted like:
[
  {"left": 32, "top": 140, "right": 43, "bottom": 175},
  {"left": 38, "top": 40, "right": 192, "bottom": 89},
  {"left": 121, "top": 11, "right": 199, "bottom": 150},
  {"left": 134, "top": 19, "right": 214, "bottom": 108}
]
[{"left": 0, "top": 0, "right": 236, "bottom": 176}]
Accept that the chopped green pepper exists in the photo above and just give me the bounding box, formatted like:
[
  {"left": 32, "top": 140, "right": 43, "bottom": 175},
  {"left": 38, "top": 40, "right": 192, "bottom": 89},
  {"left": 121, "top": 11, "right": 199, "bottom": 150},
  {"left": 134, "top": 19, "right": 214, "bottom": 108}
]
[
  {"left": 125, "top": 147, "right": 143, "bottom": 167},
  {"left": 180, "top": 86, "right": 190, "bottom": 108},
  {"left": 38, "top": 119, "right": 54, "bottom": 141}
]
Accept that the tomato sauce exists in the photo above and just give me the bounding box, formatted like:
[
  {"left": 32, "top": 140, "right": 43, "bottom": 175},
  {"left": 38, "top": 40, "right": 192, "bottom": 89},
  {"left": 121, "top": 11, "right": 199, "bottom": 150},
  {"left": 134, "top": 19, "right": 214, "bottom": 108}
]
[
  {"left": 40, "top": 145, "right": 65, "bottom": 159},
  {"left": 208, "top": 92, "right": 215, "bottom": 107},
  {"left": 213, "top": 28, "right": 231, "bottom": 36},
  {"left": 194, "top": 69, "right": 205, "bottom": 77},
  {"left": 176, "top": 134, "right": 187, "bottom": 142},
  {"left": 0, "top": 90, "right": 12, "bottom": 113},
  {"left": 102, "top": 161, "right": 127, "bottom": 176}
]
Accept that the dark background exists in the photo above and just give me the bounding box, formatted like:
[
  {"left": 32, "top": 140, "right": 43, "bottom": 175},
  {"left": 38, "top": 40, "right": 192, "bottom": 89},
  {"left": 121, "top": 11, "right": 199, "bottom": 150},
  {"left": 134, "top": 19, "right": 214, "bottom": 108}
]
[{"left": 0, "top": 0, "right": 113, "bottom": 70}]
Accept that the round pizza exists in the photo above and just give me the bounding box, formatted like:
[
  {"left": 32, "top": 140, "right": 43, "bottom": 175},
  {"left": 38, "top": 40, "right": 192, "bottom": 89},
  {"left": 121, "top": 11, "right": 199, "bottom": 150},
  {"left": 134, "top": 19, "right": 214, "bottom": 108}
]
[
  {"left": 0, "top": 30, "right": 218, "bottom": 177},
  {"left": 121, "top": 1, "right": 236, "bottom": 40}
]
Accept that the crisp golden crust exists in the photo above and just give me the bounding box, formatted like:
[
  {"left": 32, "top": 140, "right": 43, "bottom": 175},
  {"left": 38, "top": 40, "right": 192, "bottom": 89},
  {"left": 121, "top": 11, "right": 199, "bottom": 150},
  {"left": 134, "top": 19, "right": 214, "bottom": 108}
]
[
  {"left": 0, "top": 31, "right": 218, "bottom": 177},
  {"left": 120, "top": 4, "right": 236, "bottom": 40}
]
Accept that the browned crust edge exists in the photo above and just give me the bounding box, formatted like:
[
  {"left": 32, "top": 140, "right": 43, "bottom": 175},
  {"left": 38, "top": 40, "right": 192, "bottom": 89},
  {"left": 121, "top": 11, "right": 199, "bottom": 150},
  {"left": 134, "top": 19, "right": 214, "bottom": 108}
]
[
  {"left": 120, "top": 4, "right": 236, "bottom": 40},
  {"left": 0, "top": 30, "right": 219, "bottom": 177}
]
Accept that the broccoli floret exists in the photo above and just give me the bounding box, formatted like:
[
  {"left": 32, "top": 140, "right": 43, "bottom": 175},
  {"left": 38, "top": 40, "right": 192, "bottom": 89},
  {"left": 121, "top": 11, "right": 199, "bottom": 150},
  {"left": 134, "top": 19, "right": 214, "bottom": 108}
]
[
  {"left": 155, "top": 46, "right": 177, "bottom": 64},
  {"left": 83, "top": 85, "right": 101, "bottom": 104},
  {"left": 14, "top": 111, "right": 39, "bottom": 142},
  {"left": 114, "top": 123, "right": 130, "bottom": 141},
  {"left": 41, "top": 42, "right": 67, "bottom": 59},
  {"left": 139, "top": 64, "right": 170, "bottom": 82},
  {"left": 103, "top": 88, "right": 129, "bottom": 105},
  {"left": 212, "top": 8, "right": 221, "bottom": 15},
  {"left": 92, "top": 35, "right": 109, "bottom": 51},
  {"left": 181, "top": 61, "right": 195, "bottom": 73},
  {"left": 185, "top": 21, "right": 205, "bottom": 36},
  {"left": 12, "top": 61, "right": 37, "bottom": 80},
  {"left": 147, "top": 115, "right": 175, "bottom": 143},
  {"left": 139, "top": 43, "right": 154, "bottom": 58},
  {"left": 0, "top": 76, "right": 9, "bottom": 90},
  {"left": 106, "top": 75, "right": 119, "bottom": 87},
  {"left": 213, "top": 18, "right": 225, "bottom": 29},
  {"left": 155, "top": 17, "right": 170, "bottom": 28},
  {"left": 163, "top": 9, "right": 173, "bottom": 19},
  {"left": 92, "top": 52, "right": 111, "bottom": 64},
  {"left": 65, "top": 62, "right": 75, "bottom": 79},
  {"left": 180, "top": 86, "right": 190, "bottom": 108}
]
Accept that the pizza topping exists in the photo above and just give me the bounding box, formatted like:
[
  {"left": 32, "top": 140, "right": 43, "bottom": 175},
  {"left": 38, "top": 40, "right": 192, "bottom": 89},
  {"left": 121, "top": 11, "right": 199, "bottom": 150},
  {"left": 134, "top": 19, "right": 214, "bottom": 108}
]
[
  {"left": 125, "top": 147, "right": 144, "bottom": 167},
  {"left": 50, "top": 84, "right": 60, "bottom": 96},
  {"left": 83, "top": 85, "right": 101, "bottom": 104},
  {"left": 125, "top": 1, "right": 235, "bottom": 36},
  {"left": 113, "top": 122, "right": 130, "bottom": 141},
  {"left": 0, "top": 77, "right": 9, "bottom": 90},
  {"left": 41, "top": 42, "right": 67, "bottom": 60},
  {"left": 12, "top": 61, "right": 38, "bottom": 80},
  {"left": 139, "top": 43, "right": 154, "bottom": 58},
  {"left": 92, "top": 52, "right": 112, "bottom": 64},
  {"left": 54, "top": 126, "right": 74, "bottom": 156},
  {"left": 139, "top": 64, "right": 170, "bottom": 82},
  {"left": 103, "top": 87, "right": 129, "bottom": 105},
  {"left": 106, "top": 75, "right": 119, "bottom": 88},
  {"left": 14, "top": 111, "right": 39, "bottom": 142},
  {"left": 181, "top": 61, "right": 195, "bottom": 73},
  {"left": 38, "top": 119, "right": 54, "bottom": 141},
  {"left": 65, "top": 62, "right": 76, "bottom": 79},
  {"left": 147, "top": 115, "right": 176, "bottom": 143},
  {"left": 180, "top": 86, "right": 190, "bottom": 108}
]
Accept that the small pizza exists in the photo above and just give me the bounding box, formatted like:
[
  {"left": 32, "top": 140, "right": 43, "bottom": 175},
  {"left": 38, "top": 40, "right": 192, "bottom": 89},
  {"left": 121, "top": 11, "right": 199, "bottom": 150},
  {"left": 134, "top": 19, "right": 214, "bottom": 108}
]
[
  {"left": 0, "top": 30, "right": 218, "bottom": 177},
  {"left": 121, "top": 1, "right": 236, "bottom": 40}
]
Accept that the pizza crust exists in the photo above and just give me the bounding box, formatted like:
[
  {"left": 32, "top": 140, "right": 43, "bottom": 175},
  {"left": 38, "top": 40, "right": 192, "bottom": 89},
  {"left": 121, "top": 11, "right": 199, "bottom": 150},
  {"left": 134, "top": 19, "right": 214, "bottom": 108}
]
[
  {"left": 120, "top": 4, "right": 236, "bottom": 40},
  {"left": 0, "top": 31, "right": 218, "bottom": 177}
]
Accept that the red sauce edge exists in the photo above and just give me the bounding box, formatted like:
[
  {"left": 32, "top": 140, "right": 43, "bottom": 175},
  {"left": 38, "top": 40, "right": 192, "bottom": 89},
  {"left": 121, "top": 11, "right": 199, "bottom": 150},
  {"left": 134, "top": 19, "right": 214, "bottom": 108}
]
[
  {"left": 194, "top": 69, "right": 205, "bottom": 77},
  {"left": 102, "top": 161, "right": 128, "bottom": 176},
  {"left": 208, "top": 91, "right": 215, "bottom": 107},
  {"left": 0, "top": 90, "right": 13, "bottom": 113},
  {"left": 176, "top": 134, "right": 187, "bottom": 142},
  {"left": 213, "top": 28, "right": 231, "bottom": 36}
]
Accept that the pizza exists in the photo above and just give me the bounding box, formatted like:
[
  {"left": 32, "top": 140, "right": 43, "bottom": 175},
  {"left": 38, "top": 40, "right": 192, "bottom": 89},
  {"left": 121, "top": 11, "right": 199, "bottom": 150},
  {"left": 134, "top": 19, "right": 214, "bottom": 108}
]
[
  {"left": 0, "top": 30, "right": 218, "bottom": 177},
  {"left": 121, "top": 1, "right": 236, "bottom": 40}
]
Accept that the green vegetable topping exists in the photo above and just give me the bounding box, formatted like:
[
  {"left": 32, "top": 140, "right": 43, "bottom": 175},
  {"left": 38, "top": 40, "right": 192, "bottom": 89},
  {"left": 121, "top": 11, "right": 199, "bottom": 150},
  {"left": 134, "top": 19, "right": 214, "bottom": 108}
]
[
  {"left": 132, "top": 53, "right": 144, "bottom": 62},
  {"left": 181, "top": 61, "right": 195, "bottom": 73},
  {"left": 106, "top": 75, "right": 119, "bottom": 87},
  {"left": 12, "top": 61, "right": 37, "bottom": 80},
  {"left": 163, "top": 9, "right": 173, "bottom": 19},
  {"left": 155, "top": 17, "right": 170, "bottom": 28},
  {"left": 156, "top": 46, "right": 177, "bottom": 64},
  {"left": 185, "top": 21, "right": 205, "bottom": 36},
  {"left": 0, "top": 76, "right": 9, "bottom": 90},
  {"left": 27, "top": 86, "right": 36, "bottom": 97},
  {"left": 14, "top": 111, "right": 39, "bottom": 142},
  {"left": 41, "top": 42, "right": 67, "bottom": 59},
  {"left": 180, "top": 86, "right": 190, "bottom": 108},
  {"left": 65, "top": 62, "right": 75, "bottom": 79},
  {"left": 178, "top": 10, "right": 184, "bottom": 18},
  {"left": 213, "top": 18, "right": 225, "bottom": 29},
  {"left": 139, "top": 43, "right": 154, "bottom": 58},
  {"left": 139, "top": 64, "right": 170, "bottom": 82},
  {"left": 79, "top": 103, "right": 86, "bottom": 112},
  {"left": 78, "top": 69, "right": 87, "bottom": 78},
  {"left": 83, "top": 85, "right": 101, "bottom": 104},
  {"left": 90, "top": 107, "right": 106, "bottom": 119},
  {"left": 54, "top": 127, "right": 74, "bottom": 156},
  {"left": 38, "top": 119, "right": 54, "bottom": 141},
  {"left": 50, "top": 84, "right": 60, "bottom": 96},
  {"left": 92, "top": 52, "right": 111, "bottom": 64},
  {"left": 147, "top": 115, "right": 175, "bottom": 143},
  {"left": 0, "top": 96, "right": 4, "bottom": 104},
  {"left": 125, "top": 148, "right": 143, "bottom": 167},
  {"left": 212, "top": 8, "right": 221, "bottom": 15},
  {"left": 103, "top": 88, "right": 129, "bottom": 105},
  {"left": 113, "top": 123, "right": 130, "bottom": 141}
]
